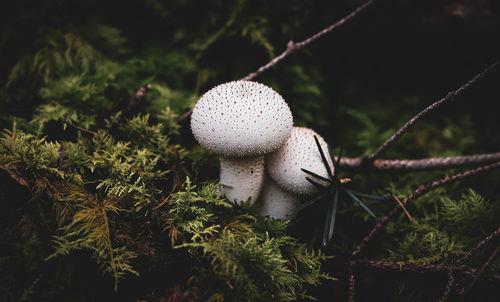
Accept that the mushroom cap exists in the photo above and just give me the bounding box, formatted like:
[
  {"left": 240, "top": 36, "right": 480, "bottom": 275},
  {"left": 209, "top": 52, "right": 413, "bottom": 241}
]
[
  {"left": 266, "top": 127, "right": 334, "bottom": 195},
  {"left": 191, "top": 81, "right": 293, "bottom": 158}
]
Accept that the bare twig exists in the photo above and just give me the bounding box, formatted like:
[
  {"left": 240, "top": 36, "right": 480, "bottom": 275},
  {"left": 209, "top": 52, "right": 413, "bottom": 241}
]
[
  {"left": 348, "top": 267, "right": 356, "bottom": 302},
  {"left": 152, "top": 196, "right": 170, "bottom": 211},
  {"left": 352, "top": 259, "right": 458, "bottom": 273},
  {"left": 339, "top": 152, "right": 500, "bottom": 172},
  {"left": 0, "top": 163, "right": 30, "bottom": 188},
  {"left": 352, "top": 161, "right": 500, "bottom": 257},
  {"left": 386, "top": 188, "right": 418, "bottom": 224},
  {"left": 350, "top": 259, "right": 500, "bottom": 283},
  {"left": 121, "top": 83, "right": 152, "bottom": 117},
  {"left": 62, "top": 120, "right": 97, "bottom": 136},
  {"left": 365, "top": 61, "right": 499, "bottom": 163},
  {"left": 459, "top": 227, "right": 500, "bottom": 264},
  {"left": 462, "top": 245, "right": 500, "bottom": 300},
  {"left": 177, "top": 0, "right": 376, "bottom": 123},
  {"left": 242, "top": 0, "right": 375, "bottom": 81},
  {"left": 438, "top": 269, "right": 455, "bottom": 302},
  {"left": 177, "top": 109, "right": 193, "bottom": 124}
]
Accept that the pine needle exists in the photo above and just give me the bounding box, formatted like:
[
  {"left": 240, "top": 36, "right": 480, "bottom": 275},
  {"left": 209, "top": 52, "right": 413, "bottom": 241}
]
[{"left": 387, "top": 188, "right": 418, "bottom": 224}]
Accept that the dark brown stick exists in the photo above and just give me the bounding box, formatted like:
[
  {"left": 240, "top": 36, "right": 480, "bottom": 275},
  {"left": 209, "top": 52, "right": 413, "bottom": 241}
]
[
  {"left": 177, "top": 0, "right": 376, "bottom": 123},
  {"left": 386, "top": 188, "right": 418, "bottom": 224},
  {"left": 352, "top": 161, "right": 500, "bottom": 257},
  {"left": 350, "top": 259, "right": 500, "bottom": 283},
  {"left": 121, "top": 83, "right": 152, "bottom": 117},
  {"left": 352, "top": 259, "right": 461, "bottom": 273},
  {"left": 438, "top": 269, "right": 455, "bottom": 302},
  {"left": 348, "top": 267, "right": 356, "bottom": 302},
  {"left": 459, "top": 227, "right": 500, "bottom": 264},
  {"left": 0, "top": 163, "right": 30, "bottom": 188},
  {"left": 462, "top": 245, "right": 500, "bottom": 300},
  {"left": 242, "top": 0, "right": 375, "bottom": 81},
  {"left": 339, "top": 152, "right": 500, "bottom": 172},
  {"left": 62, "top": 120, "right": 97, "bottom": 136},
  {"left": 365, "top": 61, "right": 499, "bottom": 162}
]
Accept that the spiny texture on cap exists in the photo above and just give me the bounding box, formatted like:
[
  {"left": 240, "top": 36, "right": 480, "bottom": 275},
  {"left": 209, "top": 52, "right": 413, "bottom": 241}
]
[
  {"left": 266, "top": 127, "right": 334, "bottom": 195},
  {"left": 191, "top": 81, "right": 293, "bottom": 158},
  {"left": 219, "top": 156, "right": 265, "bottom": 204},
  {"left": 258, "top": 177, "right": 301, "bottom": 220}
]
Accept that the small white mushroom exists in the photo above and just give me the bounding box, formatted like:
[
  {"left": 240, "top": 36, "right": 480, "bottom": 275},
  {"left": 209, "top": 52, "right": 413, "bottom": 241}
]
[
  {"left": 259, "top": 127, "right": 334, "bottom": 217},
  {"left": 191, "top": 81, "right": 293, "bottom": 203}
]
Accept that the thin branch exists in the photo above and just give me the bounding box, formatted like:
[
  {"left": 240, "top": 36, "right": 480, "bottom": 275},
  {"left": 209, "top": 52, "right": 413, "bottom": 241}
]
[
  {"left": 348, "top": 267, "right": 356, "bottom": 302},
  {"left": 386, "top": 188, "right": 418, "bottom": 224},
  {"left": 352, "top": 259, "right": 459, "bottom": 273},
  {"left": 438, "top": 269, "right": 455, "bottom": 302},
  {"left": 365, "top": 61, "right": 499, "bottom": 162},
  {"left": 242, "top": 0, "right": 375, "bottom": 81},
  {"left": 352, "top": 161, "right": 500, "bottom": 257},
  {"left": 62, "top": 120, "right": 97, "bottom": 136},
  {"left": 121, "top": 83, "right": 152, "bottom": 117},
  {"left": 177, "top": 0, "right": 375, "bottom": 123},
  {"left": 462, "top": 245, "right": 500, "bottom": 300},
  {"left": 177, "top": 109, "right": 193, "bottom": 124},
  {"left": 339, "top": 152, "right": 500, "bottom": 172},
  {"left": 152, "top": 197, "right": 168, "bottom": 211},
  {"left": 0, "top": 163, "right": 30, "bottom": 188},
  {"left": 459, "top": 226, "right": 500, "bottom": 264},
  {"left": 350, "top": 259, "right": 500, "bottom": 283}
]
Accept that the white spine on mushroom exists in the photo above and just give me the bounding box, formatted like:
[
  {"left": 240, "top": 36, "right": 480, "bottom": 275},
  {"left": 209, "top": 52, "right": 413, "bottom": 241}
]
[
  {"left": 219, "top": 156, "right": 265, "bottom": 203},
  {"left": 258, "top": 177, "right": 301, "bottom": 220},
  {"left": 190, "top": 81, "right": 293, "bottom": 204},
  {"left": 266, "top": 127, "right": 334, "bottom": 195}
]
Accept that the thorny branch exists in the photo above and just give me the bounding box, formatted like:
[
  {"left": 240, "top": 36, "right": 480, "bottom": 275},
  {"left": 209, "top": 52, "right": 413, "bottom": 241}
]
[
  {"left": 348, "top": 268, "right": 355, "bottom": 302},
  {"left": 241, "top": 0, "right": 375, "bottom": 81},
  {"left": 0, "top": 163, "right": 30, "bottom": 188},
  {"left": 352, "top": 161, "right": 500, "bottom": 257},
  {"left": 364, "top": 61, "right": 499, "bottom": 163},
  {"left": 350, "top": 259, "right": 500, "bottom": 284},
  {"left": 438, "top": 269, "right": 455, "bottom": 302},
  {"left": 338, "top": 152, "right": 500, "bottom": 172},
  {"left": 462, "top": 245, "right": 500, "bottom": 300},
  {"left": 459, "top": 226, "right": 500, "bottom": 264},
  {"left": 177, "top": 0, "right": 376, "bottom": 123}
]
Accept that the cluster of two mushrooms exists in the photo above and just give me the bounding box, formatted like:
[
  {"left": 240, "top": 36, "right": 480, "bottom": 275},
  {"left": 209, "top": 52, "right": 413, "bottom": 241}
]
[{"left": 191, "top": 81, "right": 333, "bottom": 219}]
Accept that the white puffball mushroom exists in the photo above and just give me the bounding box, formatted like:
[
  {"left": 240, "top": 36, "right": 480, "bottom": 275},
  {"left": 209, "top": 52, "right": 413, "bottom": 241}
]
[
  {"left": 266, "top": 126, "right": 334, "bottom": 196},
  {"left": 257, "top": 176, "right": 301, "bottom": 220},
  {"left": 191, "top": 80, "right": 293, "bottom": 203},
  {"left": 259, "top": 127, "right": 334, "bottom": 219},
  {"left": 191, "top": 80, "right": 293, "bottom": 158}
]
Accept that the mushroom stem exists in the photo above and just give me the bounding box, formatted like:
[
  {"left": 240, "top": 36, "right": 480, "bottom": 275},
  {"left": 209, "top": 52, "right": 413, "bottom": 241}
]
[
  {"left": 258, "top": 176, "right": 301, "bottom": 219},
  {"left": 219, "top": 156, "right": 265, "bottom": 204}
]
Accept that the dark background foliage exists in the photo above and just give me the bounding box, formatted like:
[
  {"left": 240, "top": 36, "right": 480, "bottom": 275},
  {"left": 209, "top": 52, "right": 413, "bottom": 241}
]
[{"left": 1, "top": 0, "right": 499, "bottom": 301}]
